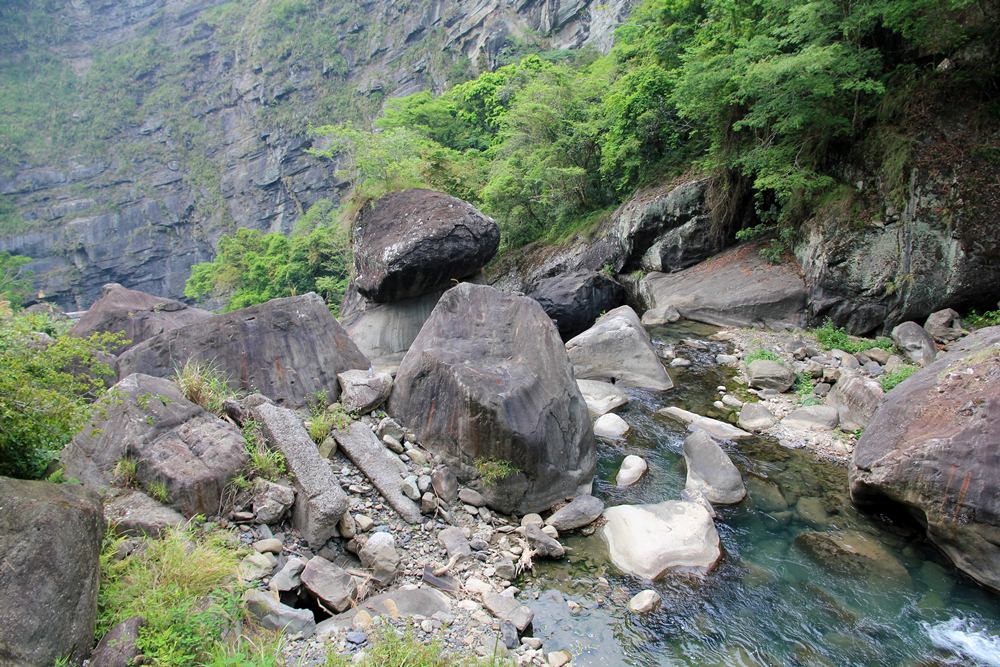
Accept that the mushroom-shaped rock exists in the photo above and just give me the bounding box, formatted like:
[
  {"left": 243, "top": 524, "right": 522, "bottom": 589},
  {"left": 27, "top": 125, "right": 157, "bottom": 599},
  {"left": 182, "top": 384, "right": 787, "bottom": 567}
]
[
  {"left": 682, "top": 431, "right": 746, "bottom": 504},
  {"left": 388, "top": 283, "right": 595, "bottom": 515},
  {"left": 565, "top": 306, "right": 673, "bottom": 391},
  {"left": 353, "top": 189, "right": 499, "bottom": 302}
]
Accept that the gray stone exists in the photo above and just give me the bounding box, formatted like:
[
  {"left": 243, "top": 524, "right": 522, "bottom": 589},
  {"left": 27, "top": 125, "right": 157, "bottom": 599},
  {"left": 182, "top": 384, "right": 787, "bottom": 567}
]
[
  {"left": 118, "top": 294, "right": 370, "bottom": 407},
  {"left": 315, "top": 588, "right": 452, "bottom": 635},
  {"left": 641, "top": 304, "right": 681, "bottom": 327},
  {"left": 242, "top": 589, "right": 316, "bottom": 637},
  {"left": 482, "top": 592, "right": 534, "bottom": 632},
  {"left": 891, "top": 321, "right": 938, "bottom": 367},
  {"left": 0, "top": 477, "right": 103, "bottom": 667},
  {"left": 389, "top": 284, "right": 595, "bottom": 515},
  {"left": 359, "top": 532, "right": 400, "bottom": 585},
  {"left": 89, "top": 616, "right": 145, "bottom": 667},
  {"left": 747, "top": 359, "right": 795, "bottom": 392},
  {"left": 616, "top": 455, "right": 647, "bottom": 487},
  {"left": 431, "top": 466, "right": 458, "bottom": 501},
  {"left": 382, "top": 434, "right": 404, "bottom": 454},
  {"left": 682, "top": 431, "right": 746, "bottom": 505},
  {"left": 301, "top": 556, "right": 357, "bottom": 613},
  {"left": 401, "top": 475, "right": 421, "bottom": 501},
  {"left": 863, "top": 347, "right": 891, "bottom": 365},
  {"left": 528, "top": 270, "right": 625, "bottom": 339},
  {"left": 239, "top": 552, "right": 276, "bottom": 581},
  {"left": 924, "top": 308, "right": 963, "bottom": 343},
  {"left": 253, "top": 538, "right": 282, "bottom": 554},
  {"left": 782, "top": 405, "right": 839, "bottom": 430},
  {"left": 270, "top": 556, "right": 306, "bottom": 592},
  {"left": 338, "top": 369, "right": 393, "bottom": 414},
  {"left": 104, "top": 489, "right": 184, "bottom": 537},
  {"left": 546, "top": 495, "right": 604, "bottom": 531},
  {"left": 438, "top": 527, "right": 472, "bottom": 560},
  {"left": 525, "top": 524, "right": 565, "bottom": 558},
  {"left": 459, "top": 487, "right": 485, "bottom": 507},
  {"left": 576, "top": 379, "right": 629, "bottom": 417},
  {"left": 376, "top": 417, "right": 405, "bottom": 442},
  {"left": 334, "top": 422, "right": 423, "bottom": 524},
  {"left": 658, "top": 406, "right": 752, "bottom": 440},
  {"left": 738, "top": 403, "right": 776, "bottom": 432},
  {"left": 826, "top": 372, "right": 883, "bottom": 431},
  {"left": 61, "top": 373, "right": 248, "bottom": 517},
  {"left": 252, "top": 403, "right": 349, "bottom": 546},
  {"left": 353, "top": 189, "right": 499, "bottom": 302},
  {"left": 500, "top": 620, "right": 520, "bottom": 649},
  {"left": 565, "top": 306, "right": 674, "bottom": 391},
  {"left": 253, "top": 479, "right": 296, "bottom": 525}
]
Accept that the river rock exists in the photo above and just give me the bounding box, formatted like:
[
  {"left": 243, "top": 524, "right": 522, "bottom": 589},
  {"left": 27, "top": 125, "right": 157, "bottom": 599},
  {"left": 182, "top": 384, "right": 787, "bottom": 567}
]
[
  {"left": 782, "top": 405, "right": 839, "bottom": 430},
  {"left": 576, "top": 379, "right": 629, "bottom": 417},
  {"left": 826, "top": 372, "right": 883, "bottom": 431},
  {"left": 565, "top": 305, "right": 673, "bottom": 391},
  {"left": 388, "top": 284, "right": 595, "bottom": 515},
  {"left": 315, "top": 588, "right": 452, "bottom": 635},
  {"left": 61, "top": 373, "right": 248, "bottom": 517},
  {"left": 923, "top": 308, "right": 963, "bottom": 343},
  {"left": 850, "top": 326, "right": 1000, "bottom": 591},
  {"left": 594, "top": 412, "right": 630, "bottom": 440},
  {"left": 70, "top": 283, "right": 212, "bottom": 353},
  {"left": 638, "top": 244, "right": 807, "bottom": 328},
  {"left": 795, "top": 531, "right": 909, "bottom": 582},
  {"left": 658, "top": 406, "right": 752, "bottom": 440},
  {"left": 628, "top": 590, "right": 662, "bottom": 613},
  {"left": 271, "top": 556, "right": 306, "bottom": 592},
  {"left": 243, "top": 589, "right": 316, "bottom": 637},
  {"left": 438, "top": 527, "right": 472, "bottom": 560},
  {"left": 546, "top": 495, "right": 604, "bottom": 531},
  {"left": 104, "top": 489, "right": 185, "bottom": 537},
  {"left": 747, "top": 359, "right": 795, "bottom": 392},
  {"left": 682, "top": 431, "right": 746, "bottom": 504},
  {"left": 301, "top": 557, "right": 358, "bottom": 613},
  {"left": 482, "top": 591, "right": 534, "bottom": 632},
  {"left": 0, "top": 477, "right": 104, "bottom": 667},
  {"left": 117, "top": 293, "right": 370, "bottom": 407},
  {"left": 525, "top": 524, "right": 566, "bottom": 558},
  {"left": 253, "top": 479, "right": 296, "bottom": 525},
  {"left": 616, "top": 455, "right": 648, "bottom": 487},
  {"left": 601, "top": 501, "right": 721, "bottom": 579},
  {"left": 528, "top": 270, "right": 625, "bottom": 339},
  {"left": 431, "top": 465, "right": 459, "bottom": 502},
  {"left": 337, "top": 369, "right": 393, "bottom": 413},
  {"left": 353, "top": 189, "right": 499, "bottom": 302},
  {"left": 641, "top": 304, "right": 681, "bottom": 327},
  {"left": 890, "top": 321, "right": 937, "bottom": 367},
  {"left": 360, "top": 532, "right": 400, "bottom": 585},
  {"left": 738, "top": 403, "right": 776, "bottom": 431},
  {"left": 89, "top": 616, "right": 145, "bottom": 667}
]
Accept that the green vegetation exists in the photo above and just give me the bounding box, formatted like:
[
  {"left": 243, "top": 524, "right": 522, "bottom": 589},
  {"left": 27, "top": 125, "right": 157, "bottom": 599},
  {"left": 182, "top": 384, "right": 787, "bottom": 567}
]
[
  {"left": 880, "top": 365, "right": 918, "bottom": 391},
  {"left": 174, "top": 359, "right": 234, "bottom": 416},
  {"left": 0, "top": 311, "right": 120, "bottom": 479},
  {"left": 813, "top": 319, "right": 893, "bottom": 353},
  {"left": 308, "top": 401, "right": 351, "bottom": 444},
  {"left": 0, "top": 251, "right": 32, "bottom": 305},
  {"left": 113, "top": 457, "right": 138, "bottom": 488},
  {"left": 146, "top": 480, "right": 171, "bottom": 504},
  {"left": 184, "top": 200, "right": 351, "bottom": 314},
  {"left": 964, "top": 308, "right": 1000, "bottom": 329},
  {"left": 241, "top": 420, "right": 288, "bottom": 482},
  {"left": 794, "top": 373, "right": 821, "bottom": 406},
  {"left": 474, "top": 457, "right": 520, "bottom": 487},
  {"left": 325, "top": 622, "right": 510, "bottom": 667},
  {"left": 744, "top": 348, "right": 781, "bottom": 364}
]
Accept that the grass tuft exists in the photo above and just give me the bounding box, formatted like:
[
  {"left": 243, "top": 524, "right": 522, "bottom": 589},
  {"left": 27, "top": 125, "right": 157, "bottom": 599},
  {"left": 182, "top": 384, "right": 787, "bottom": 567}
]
[
  {"left": 241, "top": 420, "right": 287, "bottom": 482},
  {"left": 174, "top": 360, "right": 235, "bottom": 416},
  {"left": 744, "top": 348, "right": 780, "bottom": 364},
  {"left": 880, "top": 365, "right": 918, "bottom": 392},
  {"left": 475, "top": 457, "right": 519, "bottom": 487},
  {"left": 813, "top": 319, "right": 893, "bottom": 354}
]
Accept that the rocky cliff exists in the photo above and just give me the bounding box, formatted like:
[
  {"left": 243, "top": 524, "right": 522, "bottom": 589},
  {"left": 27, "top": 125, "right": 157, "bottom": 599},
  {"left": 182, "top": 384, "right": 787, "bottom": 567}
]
[{"left": 0, "top": 0, "right": 634, "bottom": 310}]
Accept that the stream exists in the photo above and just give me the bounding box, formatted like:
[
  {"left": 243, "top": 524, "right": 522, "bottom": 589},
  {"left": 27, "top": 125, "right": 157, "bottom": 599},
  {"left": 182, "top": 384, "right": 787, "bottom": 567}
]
[{"left": 524, "top": 322, "right": 1000, "bottom": 666}]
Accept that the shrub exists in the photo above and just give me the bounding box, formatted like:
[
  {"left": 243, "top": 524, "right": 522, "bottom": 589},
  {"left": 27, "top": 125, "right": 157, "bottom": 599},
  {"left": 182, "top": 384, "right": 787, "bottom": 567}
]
[
  {"left": 173, "top": 359, "right": 234, "bottom": 416},
  {"left": 812, "top": 319, "right": 894, "bottom": 354},
  {"left": 146, "top": 480, "right": 170, "bottom": 504},
  {"left": 744, "top": 348, "right": 780, "bottom": 364},
  {"left": 880, "top": 365, "right": 918, "bottom": 392},
  {"left": 241, "top": 420, "right": 287, "bottom": 482},
  {"left": 964, "top": 308, "right": 1000, "bottom": 329},
  {"left": 475, "top": 457, "right": 519, "bottom": 487},
  {"left": 308, "top": 401, "right": 351, "bottom": 443}
]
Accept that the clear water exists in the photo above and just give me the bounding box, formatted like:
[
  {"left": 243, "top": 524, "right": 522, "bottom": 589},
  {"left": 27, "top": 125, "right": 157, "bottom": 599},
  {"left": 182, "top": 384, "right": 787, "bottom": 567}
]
[{"left": 525, "top": 322, "right": 1000, "bottom": 666}]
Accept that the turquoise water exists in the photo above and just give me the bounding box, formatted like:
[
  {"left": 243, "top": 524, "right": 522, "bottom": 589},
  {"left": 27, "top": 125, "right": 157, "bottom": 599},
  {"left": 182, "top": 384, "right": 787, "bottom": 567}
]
[{"left": 526, "top": 323, "right": 1000, "bottom": 666}]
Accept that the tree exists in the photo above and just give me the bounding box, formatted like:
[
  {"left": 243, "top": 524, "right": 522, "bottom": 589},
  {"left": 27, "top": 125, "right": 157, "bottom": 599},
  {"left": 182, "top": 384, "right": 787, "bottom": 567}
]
[{"left": 0, "top": 251, "right": 32, "bottom": 306}]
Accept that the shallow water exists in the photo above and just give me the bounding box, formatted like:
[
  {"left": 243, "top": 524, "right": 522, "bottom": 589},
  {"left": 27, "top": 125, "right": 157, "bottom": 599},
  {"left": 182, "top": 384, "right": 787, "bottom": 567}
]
[{"left": 525, "top": 323, "right": 1000, "bottom": 666}]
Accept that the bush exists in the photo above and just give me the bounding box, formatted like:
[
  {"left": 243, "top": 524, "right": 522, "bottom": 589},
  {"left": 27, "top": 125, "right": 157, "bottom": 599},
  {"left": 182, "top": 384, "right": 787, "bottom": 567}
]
[
  {"left": 880, "top": 365, "right": 918, "bottom": 392},
  {"left": 744, "top": 348, "right": 780, "bottom": 364},
  {"left": 964, "top": 308, "right": 1000, "bottom": 329},
  {"left": 0, "top": 311, "right": 121, "bottom": 479},
  {"left": 813, "top": 319, "right": 893, "bottom": 354},
  {"left": 474, "top": 457, "right": 519, "bottom": 487}
]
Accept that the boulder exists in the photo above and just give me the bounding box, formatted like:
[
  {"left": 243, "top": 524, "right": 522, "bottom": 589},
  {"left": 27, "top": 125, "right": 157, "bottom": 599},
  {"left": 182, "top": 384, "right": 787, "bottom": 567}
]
[
  {"left": 242, "top": 589, "right": 316, "bottom": 637},
  {"left": 388, "top": 284, "right": 595, "bottom": 515},
  {"left": 658, "top": 406, "right": 752, "bottom": 440},
  {"left": 594, "top": 413, "right": 630, "bottom": 440},
  {"left": 682, "top": 431, "right": 746, "bottom": 505},
  {"left": 89, "top": 616, "right": 145, "bottom": 667},
  {"left": 638, "top": 244, "right": 807, "bottom": 328},
  {"left": 528, "top": 270, "right": 625, "bottom": 339},
  {"left": 826, "top": 372, "right": 883, "bottom": 431},
  {"left": 850, "top": 326, "right": 1000, "bottom": 591},
  {"left": 546, "top": 495, "right": 604, "bottom": 531},
  {"left": 353, "top": 189, "right": 499, "bottom": 302},
  {"left": 252, "top": 403, "right": 349, "bottom": 545},
  {"left": 337, "top": 369, "right": 393, "bottom": 414},
  {"left": 104, "top": 489, "right": 185, "bottom": 537},
  {"left": 601, "top": 501, "right": 721, "bottom": 579},
  {"left": 482, "top": 591, "right": 535, "bottom": 632},
  {"left": 616, "top": 455, "right": 648, "bottom": 487},
  {"left": 252, "top": 479, "right": 296, "bottom": 525},
  {"left": 360, "top": 532, "right": 400, "bottom": 586},
  {"left": 525, "top": 524, "right": 566, "bottom": 558},
  {"left": 737, "top": 403, "right": 776, "bottom": 431},
  {"left": 117, "top": 293, "right": 370, "bottom": 407},
  {"left": 781, "top": 405, "right": 839, "bottom": 430},
  {"left": 747, "top": 359, "right": 795, "bottom": 392},
  {"left": 795, "top": 531, "right": 909, "bottom": 582},
  {"left": 0, "top": 477, "right": 103, "bottom": 666},
  {"left": 70, "top": 283, "right": 212, "bottom": 353},
  {"left": 61, "top": 373, "right": 248, "bottom": 517},
  {"left": 576, "top": 379, "right": 629, "bottom": 417},
  {"left": 301, "top": 557, "right": 357, "bottom": 613},
  {"left": 890, "top": 321, "right": 937, "bottom": 367},
  {"left": 924, "top": 308, "right": 963, "bottom": 343},
  {"left": 641, "top": 304, "right": 681, "bottom": 327},
  {"left": 565, "top": 306, "right": 674, "bottom": 391},
  {"left": 339, "top": 285, "right": 442, "bottom": 363},
  {"left": 334, "top": 422, "right": 423, "bottom": 523},
  {"left": 438, "top": 527, "right": 472, "bottom": 560}
]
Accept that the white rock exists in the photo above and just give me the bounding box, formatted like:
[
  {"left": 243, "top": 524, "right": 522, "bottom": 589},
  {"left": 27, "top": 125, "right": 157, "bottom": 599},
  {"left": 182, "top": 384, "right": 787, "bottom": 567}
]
[
  {"left": 658, "top": 406, "right": 751, "bottom": 440},
  {"left": 594, "top": 413, "right": 630, "bottom": 440},
  {"left": 616, "top": 455, "right": 648, "bottom": 487},
  {"left": 576, "top": 379, "right": 629, "bottom": 417},
  {"left": 628, "top": 589, "right": 662, "bottom": 613}
]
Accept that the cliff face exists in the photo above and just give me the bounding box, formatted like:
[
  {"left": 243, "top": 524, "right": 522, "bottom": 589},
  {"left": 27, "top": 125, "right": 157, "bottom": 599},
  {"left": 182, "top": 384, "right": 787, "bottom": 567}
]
[{"left": 0, "top": 0, "right": 634, "bottom": 310}]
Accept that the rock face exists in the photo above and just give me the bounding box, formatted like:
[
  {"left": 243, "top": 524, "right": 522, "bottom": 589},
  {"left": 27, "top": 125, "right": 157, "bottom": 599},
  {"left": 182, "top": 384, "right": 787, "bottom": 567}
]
[
  {"left": 890, "top": 321, "right": 938, "bottom": 366},
  {"left": 601, "top": 501, "right": 721, "bottom": 579},
  {"left": 353, "top": 190, "right": 499, "bottom": 303},
  {"left": 118, "top": 293, "right": 370, "bottom": 407},
  {"left": 528, "top": 270, "right": 625, "bottom": 339},
  {"left": 850, "top": 326, "right": 1000, "bottom": 591},
  {"left": 388, "top": 283, "right": 595, "bottom": 514},
  {"left": 639, "top": 244, "right": 807, "bottom": 328},
  {"left": 0, "top": 477, "right": 103, "bottom": 667},
  {"left": 565, "top": 306, "right": 673, "bottom": 391},
  {"left": 682, "top": 431, "right": 746, "bottom": 504},
  {"left": 70, "top": 283, "right": 212, "bottom": 352},
  {"left": 61, "top": 373, "right": 248, "bottom": 517},
  {"left": 340, "top": 286, "right": 443, "bottom": 363}
]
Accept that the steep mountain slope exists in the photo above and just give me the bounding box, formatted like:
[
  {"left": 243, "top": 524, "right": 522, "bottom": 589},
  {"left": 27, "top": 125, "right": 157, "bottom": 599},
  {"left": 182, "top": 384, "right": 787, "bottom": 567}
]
[{"left": 0, "top": 0, "right": 634, "bottom": 309}]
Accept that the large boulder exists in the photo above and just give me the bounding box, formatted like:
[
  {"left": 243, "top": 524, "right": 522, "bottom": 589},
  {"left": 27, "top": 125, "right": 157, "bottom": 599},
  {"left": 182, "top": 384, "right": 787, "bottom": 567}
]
[
  {"left": 826, "top": 371, "right": 883, "bottom": 431},
  {"left": 0, "top": 477, "right": 103, "bottom": 666},
  {"left": 353, "top": 189, "right": 499, "bottom": 302},
  {"left": 117, "top": 293, "right": 370, "bottom": 407},
  {"left": 638, "top": 244, "right": 807, "bottom": 328},
  {"left": 747, "top": 359, "right": 795, "bottom": 392},
  {"left": 388, "top": 283, "right": 595, "bottom": 514},
  {"left": 890, "top": 320, "right": 938, "bottom": 367},
  {"left": 339, "top": 283, "right": 442, "bottom": 363},
  {"left": 527, "top": 270, "right": 625, "bottom": 339},
  {"left": 682, "top": 431, "right": 746, "bottom": 504},
  {"left": 601, "top": 501, "right": 721, "bottom": 579},
  {"left": 924, "top": 308, "right": 963, "bottom": 343},
  {"left": 850, "top": 326, "right": 1000, "bottom": 591},
  {"left": 61, "top": 373, "right": 248, "bottom": 517},
  {"left": 70, "top": 283, "right": 212, "bottom": 353},
  {"left": 565, "top": 306, "right": 673, "bottom": 391}
]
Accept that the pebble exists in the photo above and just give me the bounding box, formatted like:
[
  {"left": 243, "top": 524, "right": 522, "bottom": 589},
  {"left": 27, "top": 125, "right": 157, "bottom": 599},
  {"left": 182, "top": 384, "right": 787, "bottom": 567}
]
[{"left": 346, "top": 631, "right": 367, "bottom": 645}]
